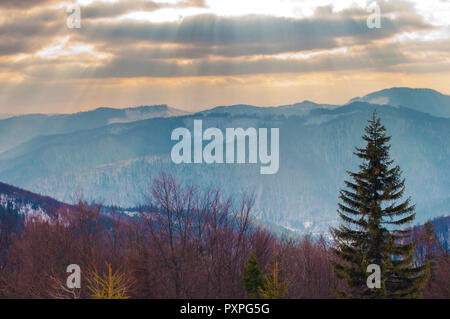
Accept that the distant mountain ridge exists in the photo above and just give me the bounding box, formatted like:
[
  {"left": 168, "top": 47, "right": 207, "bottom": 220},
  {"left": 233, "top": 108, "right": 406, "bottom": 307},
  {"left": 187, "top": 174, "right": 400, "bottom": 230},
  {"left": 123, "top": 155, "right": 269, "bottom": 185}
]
[
  {"left": 198, "top": 87, "right": 450, "bottom": 119},
  {"left": 0, "top": 104, "right": 189, "bottom": 154},
  {"left": 348, "top": 87, "right": 450, "bottom": 118},
  {"left": 200, "top": 100, "right": 337, "bottom": 117}
]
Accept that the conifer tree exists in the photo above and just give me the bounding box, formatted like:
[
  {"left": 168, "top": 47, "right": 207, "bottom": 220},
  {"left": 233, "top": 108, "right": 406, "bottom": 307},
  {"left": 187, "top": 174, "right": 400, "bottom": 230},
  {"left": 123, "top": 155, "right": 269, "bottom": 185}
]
[
  {"left": 241, "top": 252, "right": 265, "bottom": 299},
  {"left": 259, "top": 244, "right": 289, "bottom": 299},
  {"left": 331, "top": 111, "right": 429, "bottom": 298},
  {"left": 87, "top": 263, "right": 132, "bottom": 299}
]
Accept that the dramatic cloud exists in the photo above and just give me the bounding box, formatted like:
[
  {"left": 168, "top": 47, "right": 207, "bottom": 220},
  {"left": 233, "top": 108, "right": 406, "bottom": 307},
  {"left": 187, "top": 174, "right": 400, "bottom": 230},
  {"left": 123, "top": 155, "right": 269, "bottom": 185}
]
[
  {"left": 81, "top": 0, "right": 207, "bottom": 20},
  {"left": 0, "top": 0, "right": 57, "bottom": 9},
  {"left": 0, "top": 0, "right": 449, "bottom": 113}
]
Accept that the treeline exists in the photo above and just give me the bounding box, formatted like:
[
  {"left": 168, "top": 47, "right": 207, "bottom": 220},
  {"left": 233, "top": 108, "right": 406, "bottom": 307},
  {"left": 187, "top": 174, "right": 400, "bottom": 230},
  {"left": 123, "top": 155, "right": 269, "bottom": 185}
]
[{"left": 0, "top": 174, "right": 448, "bottom": 298}]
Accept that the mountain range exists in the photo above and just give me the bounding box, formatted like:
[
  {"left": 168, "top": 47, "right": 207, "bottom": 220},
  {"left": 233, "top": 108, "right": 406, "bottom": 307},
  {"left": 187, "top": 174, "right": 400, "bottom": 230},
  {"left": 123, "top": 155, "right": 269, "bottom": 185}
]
[
  {"left": 0, "top": 104, "right": 188, "bottom": 154},
  {"left": 349, "top": 87, "right": 450, "bottom": 118},
  {"left": 0, "top": 87, "right": 449, "bottom": 234}
]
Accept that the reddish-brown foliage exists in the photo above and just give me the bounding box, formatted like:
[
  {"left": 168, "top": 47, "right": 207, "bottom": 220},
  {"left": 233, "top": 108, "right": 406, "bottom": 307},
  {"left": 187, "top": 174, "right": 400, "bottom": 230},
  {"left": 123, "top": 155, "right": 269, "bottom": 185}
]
[{"left": 0, "top": 175, "right": 446, "bottom": 299}]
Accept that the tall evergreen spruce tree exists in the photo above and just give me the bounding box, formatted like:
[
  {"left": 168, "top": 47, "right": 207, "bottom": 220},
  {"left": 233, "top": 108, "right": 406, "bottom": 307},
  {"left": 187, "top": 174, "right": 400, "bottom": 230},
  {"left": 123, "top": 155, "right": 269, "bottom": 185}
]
[
  {"left": 331, "top": 111, "right": 429, "bottom": 298},
  {"left": 241, "top": 253, "right": 265, "bottom": 299}
]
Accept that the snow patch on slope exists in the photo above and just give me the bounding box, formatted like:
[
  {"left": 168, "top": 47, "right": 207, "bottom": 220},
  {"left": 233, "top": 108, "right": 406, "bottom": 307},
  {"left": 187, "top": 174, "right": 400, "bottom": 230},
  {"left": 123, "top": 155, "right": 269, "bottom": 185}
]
[{"left": 0, "top": 193, "right": 50, "bottom": 222}]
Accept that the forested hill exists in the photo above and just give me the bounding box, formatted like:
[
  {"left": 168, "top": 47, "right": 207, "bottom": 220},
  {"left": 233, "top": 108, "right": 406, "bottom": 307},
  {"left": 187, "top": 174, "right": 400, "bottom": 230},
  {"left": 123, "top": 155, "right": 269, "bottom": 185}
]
[{"left": 0, "top": 181, "right": 72, "bottom": 219}]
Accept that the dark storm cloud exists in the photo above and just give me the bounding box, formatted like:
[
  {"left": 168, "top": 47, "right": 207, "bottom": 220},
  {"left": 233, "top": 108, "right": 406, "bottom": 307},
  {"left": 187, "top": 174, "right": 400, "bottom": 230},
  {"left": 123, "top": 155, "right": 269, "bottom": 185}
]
[
  {"left": 81, "top": 0, "right": 205, "bottom": 20},
  {"left": 0, "top": 0, "right": 206, "bottom": 11},
  {"left": 0, "top": 0, "right": 440, "bottom": 79},
  {"left": 0, "top": 10, "right": 63, "bottom": 38},
  {"left": 92, "top": 50, "right": 413, "bottom": 77},
  {"left": 0, "top": 0, "right": 57, "bottom": 9},
  {"left": 94, "top": 35, "right": 338, "bottom": 61},
  {"left": 0, "top": 0, "right": 209, "bottom": 56},
  {"left": 0, "top": 9, "right": 66, "bottom": 56},
  {"left": 82, "top": 1, "right": 165, "bottom": 20},
  {"left": 80, "top": 13, "right": 429, "bottom": 46},
  {"left": 19, "top": 42, "right": 418, "bottom": 79},
  {"left": 81, "top": 0, "right": 207, "bottom": 20},
  {"left": 20, "top": 33, "right": 450, "bottom": 79},
  {"left": 73, "top": 12, "right": 430, "bottom": 63},
  {"left": 0, "top": 41, "right": 29, "bottom": 56}
]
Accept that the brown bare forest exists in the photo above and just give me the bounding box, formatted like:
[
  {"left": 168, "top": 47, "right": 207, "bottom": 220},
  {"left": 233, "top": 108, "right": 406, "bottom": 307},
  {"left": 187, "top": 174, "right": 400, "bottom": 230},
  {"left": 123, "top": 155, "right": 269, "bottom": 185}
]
[{"left": 0, "top": 174, "right": 448, "bottom": 299}]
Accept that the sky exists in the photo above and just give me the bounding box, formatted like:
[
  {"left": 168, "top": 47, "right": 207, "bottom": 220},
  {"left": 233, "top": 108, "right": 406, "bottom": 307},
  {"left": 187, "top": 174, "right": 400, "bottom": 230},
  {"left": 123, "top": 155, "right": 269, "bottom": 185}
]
[{"left": 0, "top": 0, "right": 449, "bottom": 114}]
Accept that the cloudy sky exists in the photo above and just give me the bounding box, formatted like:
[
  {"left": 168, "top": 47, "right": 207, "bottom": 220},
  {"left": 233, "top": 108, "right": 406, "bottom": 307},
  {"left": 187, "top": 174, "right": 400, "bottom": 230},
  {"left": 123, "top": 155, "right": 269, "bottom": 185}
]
[{"left": 0, "top": 0, "right": 449, "bottom": 114}]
